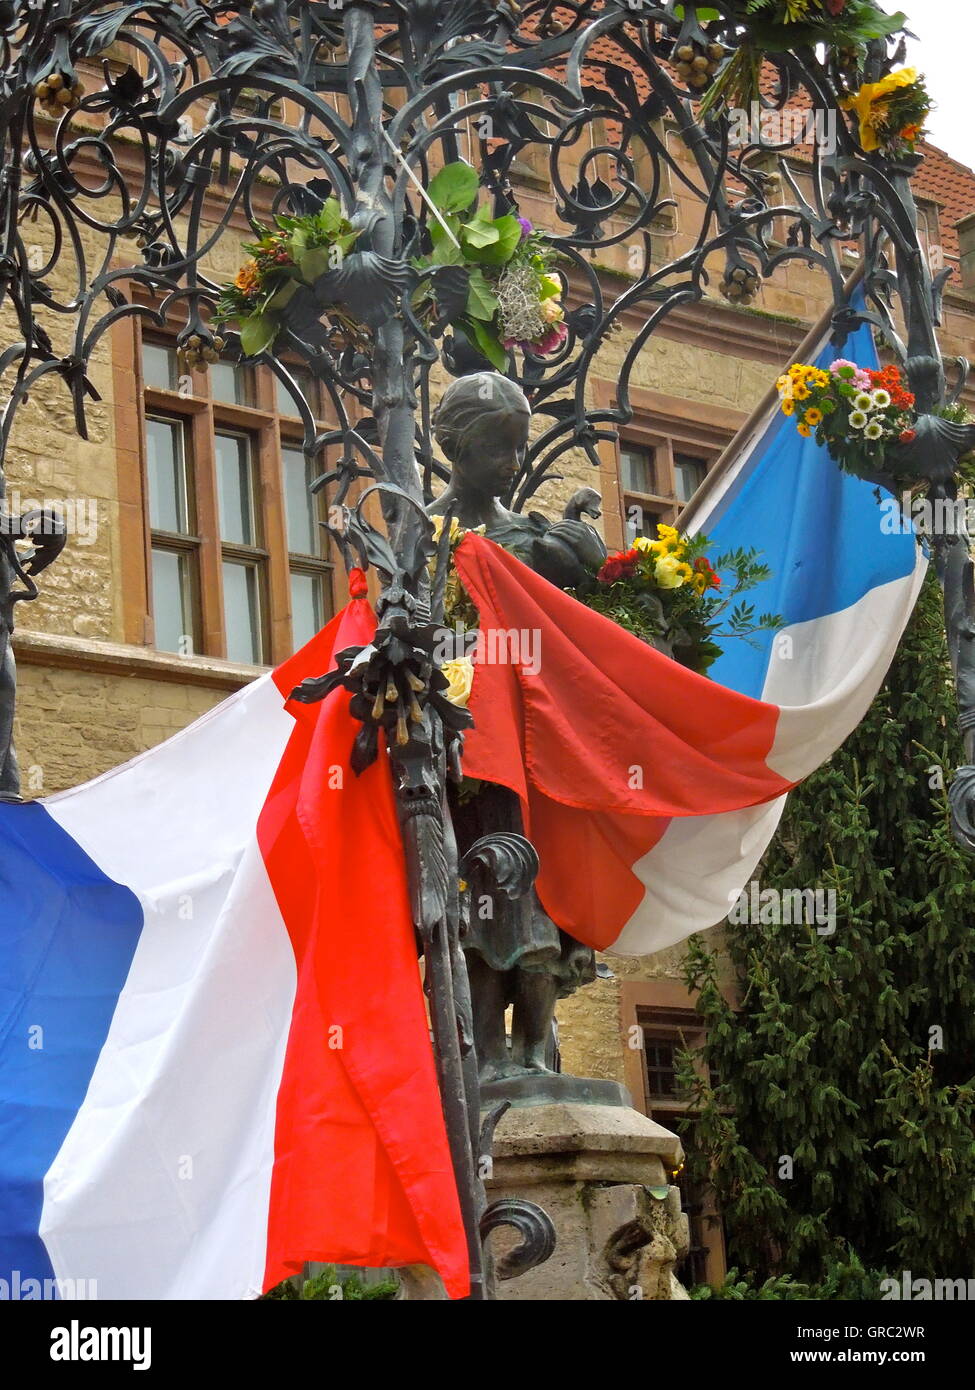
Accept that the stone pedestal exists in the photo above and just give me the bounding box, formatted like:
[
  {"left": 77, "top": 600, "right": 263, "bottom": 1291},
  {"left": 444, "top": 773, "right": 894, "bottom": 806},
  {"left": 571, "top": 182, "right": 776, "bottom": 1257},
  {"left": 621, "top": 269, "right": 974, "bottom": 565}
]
[{"left": 485, "top": 1096, "right": 690, "bottom": 1301}]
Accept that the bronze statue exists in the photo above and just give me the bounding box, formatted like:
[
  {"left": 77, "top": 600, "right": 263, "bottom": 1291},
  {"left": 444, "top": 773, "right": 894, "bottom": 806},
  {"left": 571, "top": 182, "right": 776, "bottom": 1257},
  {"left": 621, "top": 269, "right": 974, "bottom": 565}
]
[
  {"left": 432, "top": 372, "right": 606, "bottom": 590},
  {"left": 431, "top": 372, "right": 607, "bottom": 1082}
]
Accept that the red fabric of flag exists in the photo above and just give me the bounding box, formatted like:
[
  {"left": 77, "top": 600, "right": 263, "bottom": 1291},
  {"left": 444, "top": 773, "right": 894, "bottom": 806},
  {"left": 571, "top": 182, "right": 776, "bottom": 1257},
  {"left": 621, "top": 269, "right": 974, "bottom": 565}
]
[
  {"left": 453, "top": 534, "right": 793, "bottom": 950},
  {"left": 257, "top": 599, "right": 469, "bottom": 1299}
]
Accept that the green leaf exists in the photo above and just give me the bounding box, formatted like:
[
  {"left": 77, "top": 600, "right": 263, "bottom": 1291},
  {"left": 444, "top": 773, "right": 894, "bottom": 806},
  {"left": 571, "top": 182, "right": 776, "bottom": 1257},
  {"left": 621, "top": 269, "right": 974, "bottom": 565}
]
[
  {"left": 466, "top": 317, "right": 508, "bottom": 372},
  {"left": 430, "top": 239, "right": 465, "bottom": 267},
  {"left": 428, "top": 161, "right": 480, "bottom": 214},
  {"left": 469, "top": 214, "right": 523, "bottom": 267},
  {"left": 266, "top": 279, "right": 298, "bottom": 312},
  {"left": 466, "top": 268, "right": 499, "bottom": 321},
  {"left": 239, "top": 314, "right": 278, "bottom": 357},
  {"left": 460, "top": 216, "right": 501, "bottom": 252},
  {"left": 430, "top": 211, "right": 461, "bottom": 248},
  {"left": 297, "top": 246, "right": 337, "bottom": 283},
  {"left": 315, "top": 198, "right": 344, "bottom": 237}
]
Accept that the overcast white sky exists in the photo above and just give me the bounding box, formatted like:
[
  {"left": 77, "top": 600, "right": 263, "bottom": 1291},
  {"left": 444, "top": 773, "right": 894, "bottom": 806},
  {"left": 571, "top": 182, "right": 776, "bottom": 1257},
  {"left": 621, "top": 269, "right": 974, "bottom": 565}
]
[{"left": 902, "top": 0, "right": 975, "bottom": 167}]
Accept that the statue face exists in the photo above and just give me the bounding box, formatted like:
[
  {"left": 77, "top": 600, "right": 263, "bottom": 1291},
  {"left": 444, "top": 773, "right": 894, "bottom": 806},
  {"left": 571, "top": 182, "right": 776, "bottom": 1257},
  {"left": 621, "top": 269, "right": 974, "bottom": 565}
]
[{"left": 453, "top": 404, "right": 531, "bottom": 493}]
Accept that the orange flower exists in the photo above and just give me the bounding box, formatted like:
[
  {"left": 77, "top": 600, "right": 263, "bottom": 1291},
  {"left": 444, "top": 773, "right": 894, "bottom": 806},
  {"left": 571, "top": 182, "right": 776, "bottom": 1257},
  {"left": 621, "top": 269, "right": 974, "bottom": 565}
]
[
  {"left": 234, "top": 260, "right": 261, "bottom": 294},
  {"left": 901, "top": 124, "right": 921, "bottom": 142}
]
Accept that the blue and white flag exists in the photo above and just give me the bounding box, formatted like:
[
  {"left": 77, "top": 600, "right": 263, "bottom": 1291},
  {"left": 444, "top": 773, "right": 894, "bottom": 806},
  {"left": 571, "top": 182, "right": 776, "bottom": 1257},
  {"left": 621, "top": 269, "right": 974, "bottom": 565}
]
[{"left": 606, "top": 309, "right": 926, "bottom": 954}]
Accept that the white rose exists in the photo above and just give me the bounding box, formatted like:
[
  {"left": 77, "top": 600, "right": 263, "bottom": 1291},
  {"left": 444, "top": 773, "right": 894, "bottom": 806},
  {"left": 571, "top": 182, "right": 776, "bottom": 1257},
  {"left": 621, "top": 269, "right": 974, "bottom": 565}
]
[
  {"left": 654, "top": 555, "right": 686, "bottom": 589},
  {"left": 441, "top": 656, "right": 475, "bottom": 708}
]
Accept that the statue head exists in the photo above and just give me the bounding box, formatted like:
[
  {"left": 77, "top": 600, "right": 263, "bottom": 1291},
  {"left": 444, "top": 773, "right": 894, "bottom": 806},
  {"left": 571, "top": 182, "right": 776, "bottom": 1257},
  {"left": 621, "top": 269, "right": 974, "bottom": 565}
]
[{"left": 434, "top": 372, "right": 531, "bottom": 494}]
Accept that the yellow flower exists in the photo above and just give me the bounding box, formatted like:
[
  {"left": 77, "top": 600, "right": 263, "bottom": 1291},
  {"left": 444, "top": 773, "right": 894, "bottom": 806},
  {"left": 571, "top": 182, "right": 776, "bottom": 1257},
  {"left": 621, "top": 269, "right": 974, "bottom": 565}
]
[
  {"left": 797, "top": 423, "right": 812, "bottom": 438},
  {"left": 541, "top": 296, "right": 564, "bottom": 324},
  {"left": 793, "top": 382, "right": 811, "bottom": 401},
  {"left": 841, "top": 68, "right": 920, "bottom": 153},
  {"left": 632, "top": 536, "right": 655, "bottom": 554},
  {"left": 654, "top": 554, "right": 687, "bottom": 589},
  {"left": 675, "top": 561, "right": 694, "bottom": 582},
  {"left": 781, "top": 398, "right": 795, "bottom": 416},
  {"left": 692, "top": 573, "right": 708, "bottom": 596},
  {"left": 441, "top": 656, "right": 475, "bottom": 708},
  {"left": 656, "top": 523, "right": 680, "bottom": 542},
  {"left": 804, "top": 407, "right": 823, "bottom": 426}
]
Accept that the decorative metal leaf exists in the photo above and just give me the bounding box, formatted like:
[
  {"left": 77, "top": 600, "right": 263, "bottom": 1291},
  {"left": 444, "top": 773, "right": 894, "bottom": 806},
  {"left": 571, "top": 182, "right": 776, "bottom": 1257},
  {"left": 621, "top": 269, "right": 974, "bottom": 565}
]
[
  {"left": 481, "top": 1198, "right": 557, "bottom": 1280},
  {"left": 12, "top": 509, "right": 67, "bottom": 576},
  {"left": 402, "top": 807, "right": 451, "bottom": 936},
  {"left": 407, "top": 0, "right": 503, "bottom": 60},
  {"left": 213, "top": 15, "right": 297, "bottom": 79},
  {"left": 429, "top": 264, "right": 472, "bottom": 324},
  {"left": 73, "top": 3, "right": 172, "bottom": 58},
  {"left": 313, "top": 251, "right": 411, "bottom": 328}
]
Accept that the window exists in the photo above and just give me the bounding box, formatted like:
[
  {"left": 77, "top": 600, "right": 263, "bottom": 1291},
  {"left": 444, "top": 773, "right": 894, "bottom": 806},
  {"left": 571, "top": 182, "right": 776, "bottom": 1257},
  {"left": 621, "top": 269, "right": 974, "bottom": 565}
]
[
  {"left": 671, "top": 1119, "right": 716, "bottom": 1290},
  {"left": 276, "top": 367, "right": 319, "bottom": 419},
  {"left": 139, "top": 336, "right": 335, "bottom": 663},
  {"left": 215, "top": 431, "right": 266, "bottom": 665},
  {"left": 210, "top": 358, "right": 255, "bottom": 408},
  {"left": 674, "top": 453, "right": 707, "bottom": 505},
  {"left": 146, "top": 415, "right": 199, "bottom": 655},
  {"left": 638, "top": 1007, "right": 727, "bottom": 1289},
  {"left": 915, "top": 199, "right": 944, "bottom": 273},
  {"left": 620, "top": 443, "right": 664, "bottom": 543},
  {"left": 620, "top": 445, "right": 656, "bottom": 497},
  {"left": 282, "top": 443, "right": 330, "bottom": 651},
  {"left": 617, "top": 435, "right": 715, "bottom": 541},
  {"left": 143, "top": 341, "right": 178, "bottom": 391}
]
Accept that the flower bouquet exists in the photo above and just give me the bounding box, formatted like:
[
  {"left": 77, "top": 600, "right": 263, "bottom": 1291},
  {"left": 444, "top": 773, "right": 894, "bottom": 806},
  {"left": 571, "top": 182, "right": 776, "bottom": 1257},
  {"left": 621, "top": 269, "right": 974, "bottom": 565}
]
[
  {"left": 698, "top": 1, "right": 908, "bottom": 117},
  {"left": 577, "top": 524, "right": 782, "bottom": 676},
  {"left": 413, "top": 161, "right": 568, "bottom": 370},
  {"left": 215, "top": 199, "right": 364, "bottom": 356},
  {"left": 840, "top": 66, "right": 933, "bottom": 156},
  {"left": 777, "top": 359, "right": 916, "bottom": 475}
]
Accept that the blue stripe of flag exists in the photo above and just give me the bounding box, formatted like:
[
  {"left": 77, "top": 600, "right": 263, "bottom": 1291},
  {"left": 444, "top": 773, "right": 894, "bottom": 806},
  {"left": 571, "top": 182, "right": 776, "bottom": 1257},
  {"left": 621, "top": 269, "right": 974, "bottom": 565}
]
[
  {"left": 0, "top": 803, "right": 143, "bottom": 1292},
  {"left": 698, "top": 314, "right": 918, "bottom": 700}
]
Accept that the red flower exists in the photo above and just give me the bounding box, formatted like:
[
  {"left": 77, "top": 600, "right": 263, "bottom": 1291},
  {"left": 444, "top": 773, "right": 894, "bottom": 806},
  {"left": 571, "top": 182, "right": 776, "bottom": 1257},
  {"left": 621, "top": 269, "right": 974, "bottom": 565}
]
[
  {"left": 825, "top": 0, "right": 848, "bottom": 14},
  {"left": 694, "top": 556, "right": 722, "bottom": 589},
  {"left": 899, "top": 429, "right": 917, "bottom": 445},
  {"left": 598, "top": 548, "right": 641, "bottom": 584}
]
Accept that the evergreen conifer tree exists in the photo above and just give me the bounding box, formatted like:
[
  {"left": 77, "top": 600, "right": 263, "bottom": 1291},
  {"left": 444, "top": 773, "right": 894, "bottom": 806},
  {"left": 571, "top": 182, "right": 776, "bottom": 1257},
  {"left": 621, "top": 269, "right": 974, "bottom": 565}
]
[{"left": 682, "top": 574, "right": 975, "bottom": 1290}]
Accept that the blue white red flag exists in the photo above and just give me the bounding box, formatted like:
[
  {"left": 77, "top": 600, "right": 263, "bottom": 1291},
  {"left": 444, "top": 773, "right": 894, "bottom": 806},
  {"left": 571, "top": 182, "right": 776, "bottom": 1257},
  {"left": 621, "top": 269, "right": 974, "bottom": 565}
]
[
  {"left": 454, "top": 311, "right": 925, "bottom": 954},
  {"left": 0, "top": 598, "right": 469, "bottom": 1301}
]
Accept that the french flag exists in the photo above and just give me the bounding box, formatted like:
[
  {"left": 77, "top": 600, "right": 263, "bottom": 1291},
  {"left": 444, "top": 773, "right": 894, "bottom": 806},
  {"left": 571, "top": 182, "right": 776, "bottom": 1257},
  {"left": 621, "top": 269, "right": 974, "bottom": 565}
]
[
  {"left": 0, "top": 315, "right": 923, "bottom": 1299},
  {"left": 454, "top": 311, "right": 925, "bottom": 956},
  {"left": 0, "top": 598, "right": 469, "bottom": 1301}
]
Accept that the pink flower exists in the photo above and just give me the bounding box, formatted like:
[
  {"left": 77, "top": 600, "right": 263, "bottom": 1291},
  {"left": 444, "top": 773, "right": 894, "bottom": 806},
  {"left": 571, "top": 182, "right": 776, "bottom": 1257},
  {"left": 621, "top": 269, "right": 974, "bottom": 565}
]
[
  {"left": 829, "top": 358, "right": 870, "bottom": 389},
  {"left": 537, "top": 321, "right": 569, "bottom": 354}
]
